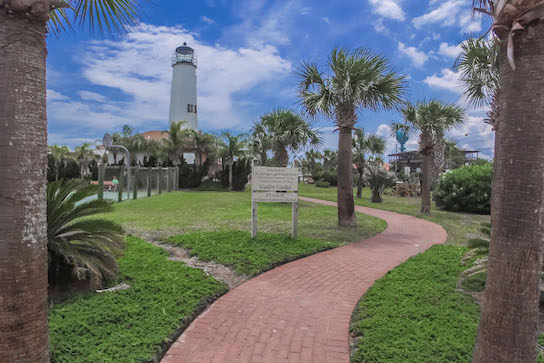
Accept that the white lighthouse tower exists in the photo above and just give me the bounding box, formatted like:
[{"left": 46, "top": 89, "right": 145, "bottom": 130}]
[{"left": 169, "top": 42, "right": 198, "bottom": 130}]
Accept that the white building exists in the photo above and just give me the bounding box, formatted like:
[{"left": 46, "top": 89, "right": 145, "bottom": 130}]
[{"left": 169, "top": 42, "right": 198, "bottom": 130}]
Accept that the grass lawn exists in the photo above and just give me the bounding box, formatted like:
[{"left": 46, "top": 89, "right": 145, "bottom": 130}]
[
  {"left": 298, "top": 185, "right": 491, "bottom": 362},
  {"left": 299, "top": 184, "right": 489, "bottom": 245},
  {"left": 49, "top": 236, "right": 227, "bottom": 362}
]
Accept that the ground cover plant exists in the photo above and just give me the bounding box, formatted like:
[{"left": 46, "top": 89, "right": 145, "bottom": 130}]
[
  {"left": 49, "top": 236, "right": 227, "bottom": 362},
  {"left": 168, "top": 230, "right": 340, "bottom": 276},
  {"left": 350, "top": 245, "right": 480, "bottom": 363}
]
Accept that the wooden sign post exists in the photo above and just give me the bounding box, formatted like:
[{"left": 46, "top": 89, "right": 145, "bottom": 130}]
[{"left": 251, "top": 160, "right": 299, "bottom": 238}]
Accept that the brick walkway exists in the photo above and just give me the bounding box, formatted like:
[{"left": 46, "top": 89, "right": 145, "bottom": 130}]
[{"left": 162, "top": 197, "right": 447, "bottom": 363}]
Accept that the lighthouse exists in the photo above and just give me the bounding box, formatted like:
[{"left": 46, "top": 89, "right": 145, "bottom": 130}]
[{"left": 169, "top": 42, "right": 198, "bottom": 130}]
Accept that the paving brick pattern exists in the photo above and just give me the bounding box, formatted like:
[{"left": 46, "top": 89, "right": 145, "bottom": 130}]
[{"left": 162, "top": 197, "right": 447, "bottom": 363}]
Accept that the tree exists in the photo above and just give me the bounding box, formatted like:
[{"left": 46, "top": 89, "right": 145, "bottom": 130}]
[
  {"left": 48, "top": 144, "right": 72, "bottom": 181},
  {"left": 0, "top": 1, "right": 145, "bottom": 361},
  {"left": 298, "top": 48, "right": 406, "bottom": 226},
  {"left": 322, "top": 149, "right": 338, "bottom": 173},
  {"left": 471, "top": 1, "right": 544, "bottom": 361},
  {"left": 162, "top": 121, "right": 189, "bottom": 166},
  {"left": 303, "top": 150, "right": 322, "bottom": 178},
  {"left": 364, "top": 162, "right": 396, "bottom": 203},
  {"left": 73, "top": 142, "right": 98, "bottom": 179},
  {"left": 188, "top": 129, "right": 217, "bottom": 166},
  {"left": 220, "top": 132, "right": 246, "bottom": 191},
  {"left": 402, "top": 101, "right": 464, "bottom": 214},
  {"left": 352, "top": 128, "right": 385, "bottom": 198},
  {"left": 249, "top": 121, "right": 272, "bottom": 166},
  {"left": 253, "top": 109, "right": 322, "bottom": 168}
]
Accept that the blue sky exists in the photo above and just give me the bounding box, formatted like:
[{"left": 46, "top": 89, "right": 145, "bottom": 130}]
[{"left": 46, "top": 0, "right": 495, "bottom": 159}]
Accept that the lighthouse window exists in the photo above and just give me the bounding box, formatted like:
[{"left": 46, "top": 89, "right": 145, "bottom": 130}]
[
  {"left": 194, "top": 105, "right": 197, "bottom": 113},
  {"left": 187, "top": 104, "right": 197, "bottom": 113}
]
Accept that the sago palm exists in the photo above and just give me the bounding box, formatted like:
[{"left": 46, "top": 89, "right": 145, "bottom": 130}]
[
  {"left": 402, "top": 101, "right": 465, "bottom": 214},
  {"left": 298, "top": 48, "right": 406, "bottom": 226},
  {"left": 254, "top": 109, "right": 322, "bottom": 168},
  {"left": 47, "top": 180, "right": 124, "bottom": 289},
  {"left": 0, "top": 1, "right": 147, "bottom": 360},
  {"left": 470, "top": 1, "right": 544, "bottom": 361}
]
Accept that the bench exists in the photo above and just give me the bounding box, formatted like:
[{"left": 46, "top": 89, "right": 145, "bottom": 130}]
[{"left": 91, "top": 181, "right": 115, "bottom": 190}]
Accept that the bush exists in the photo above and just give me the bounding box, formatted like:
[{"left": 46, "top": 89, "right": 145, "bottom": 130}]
[
  {"left": 316, "top": 171, "right": 337, "bottom": 186},
  {"left": 315, "top": 179, "right": 330, "bottom": 188},
  {"left": 193, "top": 180, "right": 227, "bottom": 192},
  {"left": 434, "top": 163, "right": 493, "bottom": 214},
  {"left": 179, "top": 158, "right": 210, "bottom": 188},
  {"left": 217, "top": 158, "right": 252, "bottom": 191}
]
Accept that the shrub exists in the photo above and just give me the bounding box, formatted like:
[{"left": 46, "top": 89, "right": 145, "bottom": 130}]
[
  {"left": 315, "top": 171, "right": 337, "bottom": 186},
  {"left": 434, "top": 163, "right": 493, "bottom": 214},
  {"left": 364, "top": 163, "right": 396, "bottom": 203},
  {"left": 47, "top": 180, "right": 124, "bottom": 289},
  {"left": 217, "top": 158, "right": 252, "bottom": 191},
  {"left": 179, "top": 158, "right": 210, "bottom": 188},
  {"left": 193, "top": 180, "right": 228, "bottom": 192},
  {"left": 315, "top": 179, "right": 330, "bottom": 188}
]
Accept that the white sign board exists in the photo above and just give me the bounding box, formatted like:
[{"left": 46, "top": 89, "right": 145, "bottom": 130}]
[
  {"left": 252, "top": 166, "right": 298, "bottom": 192},
  {"left": 251, "top": 164, "right": 299, "bottom": 238},
  {"left": 253, "top": 192, "right": 298, "bottom": 203}
]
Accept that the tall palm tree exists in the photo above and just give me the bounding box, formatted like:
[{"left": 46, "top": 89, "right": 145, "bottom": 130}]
[
  {"left": 163, "top": 121, "right": 189, "bottom": 166},
  {"left": 298, "top": 48, "right": 406, "bottom": 226},
  {"left": 352, "top": 128, "right": 385, "bottom": 198},
  {"left": 0, "top": 2, "right": 146, "bottom": 361},
  {"left": 402, "top": 101, "right": 465, "bottom": 214},
  {"left": 73, "top": 142, "right": 98, "bottom": 179},
  {"left": 249, "top": 121, "right": 272, "bottom": 166},
  {"left": 254, "top": 109, "right": 322, "bottom": 167},
  {"left": 48, "top": 144, "right": 72, "bottom": 181},
  {"left": 220, "top": 132, "right": 247, "bottom": 191},
  {"left": 188, "top": 129, "right": 216, "bottom": 166},
  {"left": 471, "top": 1, "right": 544, "bottom": 361},
  {"left": 303, "top": 150, "right": 322, "bottom": 178},
  {"left": 322, "top": 149, "right": 338, "bottom": 173}
]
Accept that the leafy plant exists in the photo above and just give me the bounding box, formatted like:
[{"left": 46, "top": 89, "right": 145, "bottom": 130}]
[
  {"left": 217, "top": 158, "right": 252, "bottom": 191},
  {"left": 364, "top": 162, "right": 396, "bottom": 203},
  {"left": 315, "top": 179, "right": 331, "bottom": 188},
  {"left": 47, "top": 180, "right": 124, "bottom": 289},
  {"left": 433, "top": 163, "right": 493, "bottom": 214}
]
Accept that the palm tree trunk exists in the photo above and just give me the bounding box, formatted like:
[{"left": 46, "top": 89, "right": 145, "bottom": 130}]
[
  {"left": 275, "top": 146, "right": 289, "bottom": 167},
  {"left": 420, "top": 151, "right": 431, "bottom": 214},
  {"left": 473, "top": 21, "right": 544, "bottom": 362},
  {"left": 371, "top": 188, "right": 382, "bottom": 203},
  {"left": 432, "top": 133, "right": 445, "bottom": 187},
  {"left": 337, "top": 127, "right": 356, "bottom": 226},
  {"left": 356, "top": 169, "right": 363, "bottom": 198},
  {"left": 228, "top": 160, "right": 233, "bottom": 192},
  {"left": 0, "top": 11, "right": 49, "bottom": 362}
]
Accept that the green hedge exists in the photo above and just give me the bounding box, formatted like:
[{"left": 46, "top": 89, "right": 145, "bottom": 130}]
[{"left": 434, "top": 163, "right": 493, "bottom": 214}]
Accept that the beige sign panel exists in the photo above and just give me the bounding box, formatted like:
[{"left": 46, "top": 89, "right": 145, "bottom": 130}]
[
  {"left": 252, "top": 192, "right": 298, "bottom": 203},
  {"left": 252, "top": 167, "right": 298, "bottom": 192}
]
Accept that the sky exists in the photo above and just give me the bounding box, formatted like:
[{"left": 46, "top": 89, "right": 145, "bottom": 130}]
[{"left": 46, "top": 0, "right": 495, "bottom": 160}]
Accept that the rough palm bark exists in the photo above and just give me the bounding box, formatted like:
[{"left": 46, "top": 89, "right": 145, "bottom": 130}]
[
  {"left": 419, "top": 131, "right": 433, "bottom": 214},
  {"left": 432, "top": 131, "right": 445, "bottom": 185},
  {"left": 356, "top": 168, "right": 364, "bottom": 198},
  {"left": 473, "top": 20, "right": 544, "bottom": 363},
  {"left": 0, "top": 8, "right": 49, "bottom": 362},
  {"left": 274, "top": 146, "right": 289, "bottom": 168},
  {"left": 336, "top": 105, "right": 356, "bottom": 226},
  {"left": 228, "top": 160, "right": 233, "bottom": 192}
]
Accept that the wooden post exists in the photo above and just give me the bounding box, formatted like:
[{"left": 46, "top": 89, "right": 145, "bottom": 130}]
[
  {"left": 167, "top": 167, "right": 171, "bottom": 192},
  {"left": 147, "top": 166, "right": 152, "bottom": 197},
  {"left": 132, "top": 167, "right": 138, "bottom": 200},
  {"left": 292, "top": 199, "right": 298, "bottom": 238},
  {"left": 158, "top": 167, "right": 163, "bottom": 195},
  {"left": 97, "top": 163, "right": 105, "bottom": 200},
  {"left": 251, "top": 202, "right": 258, "bottom": 238},
  {"left": 175, "top": 167, "right": 179, "bottom": 190},
  {"left": 118, "top": 165, "right": 125, "bottom": 203}
]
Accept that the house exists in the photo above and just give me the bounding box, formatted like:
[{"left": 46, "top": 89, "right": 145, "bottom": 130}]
[{"left": 388, "top": 149, "right": 480, "bottom": 174}]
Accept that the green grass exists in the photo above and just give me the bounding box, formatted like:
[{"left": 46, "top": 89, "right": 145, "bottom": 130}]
[
  {"left": 49, "top": 236, "right": 227, "bottom": 362},
  {"left": 168, "top": 230, "right": 341, "bottom": 276},
  {"left": 97, "top": 190, "right": 387, "bottom": 244},
  {"left": 350, "top": 245, "right": 480, "bottom": 363},
  {"left": 299, "top": 184, "right": 489, "bottom": 245}
]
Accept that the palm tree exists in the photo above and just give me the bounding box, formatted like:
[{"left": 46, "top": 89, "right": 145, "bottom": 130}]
[
  {"left": 471, "top": 1, "right": 544, "bottom": 361},
  {"left": 49, "top": 144, "right": 72, "bottom": 181},
  {"left": 402, "top": 101, "right": 465, "bottom": 214},
  {"left": 364, "top": 162, "right": 396, "bottom": 203},
  {"left": 249, "top": 121, "right": 272, "bottom": 166},
  {"left": 352, "top": 128, "right": 385, "bottom": 198},
  {"left": 163, "top": 121, "right": 189, "bottom": 166},
  {"left": 188, "top": 129, "right": 216, "bottom": 166},
  {"left": 220, "top": 132, "right": 247, "bottom": 191},
  {"left": 303, "top": 150, "right": 322, "bottom": 178},
  {"left": 322, "top": 149, "right": 338, "bottom": 173},
  {"left": 298, "top": 48, "right": 406, "bottom": 226},
  {"left": 73, "top": 142, "right": 98, "bottom": 179},
  {"left": 254, "top": 109, "right": 322, "bottom": 167},
  {"left": 47, "top": 180, "right": 124, "bottom": 289},
  {"left": 0, "top": 2, "right": 145, "bottom": 360},
  {"left": 444, "top": 138, "right": 460, "bottom": 169}
]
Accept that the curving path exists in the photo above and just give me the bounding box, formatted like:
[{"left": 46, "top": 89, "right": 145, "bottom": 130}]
[{"left": 162, "top": 197, "right": 447, "bottom": 363}]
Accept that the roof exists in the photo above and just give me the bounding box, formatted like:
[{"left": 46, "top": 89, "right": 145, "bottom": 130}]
[
  {"left": 140, "top": 130, "right": 169, "bottom": 140},
  {"left": 175, "top": 42, "right": 194, "bottom": 55}
]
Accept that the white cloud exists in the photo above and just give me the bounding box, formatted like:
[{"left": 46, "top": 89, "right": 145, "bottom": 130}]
[
  {"left": 47, "top": 89, "right": 68, "bottom": 102},
  {"left": 48, "top": 24, "right": 292, "bottom": 136},
  {"left": 423, "top": 68, "right": 463, "bottom": 94},
  {"left": 398, "top": 42, "right": 428, "bottom": 68},
  {"left": 368, "top": 0, "right": 405, "bottom": 21},
  {"left": 372, "top": 18, "right": 389, "bottom": 35},
  {"left": 437, "top": 42, "right": 462, "bottom": 59},
  {"left": 412, "top": 0, "right": 465, "bottom": 29},
  {"left": 78, "top": 90, "right": 107, "bottom": 102},
  {"left": 458, "top": 11, "right": 482, "bottom": 33},
  {"left": 322, "top": 17, "right": 330, "bottom": 24},
  {"left": 201, "top": 16, "right": 215, "bottom": 24},
  {"left": 300, "top": 6, "right": 311, "bottom": 15}
]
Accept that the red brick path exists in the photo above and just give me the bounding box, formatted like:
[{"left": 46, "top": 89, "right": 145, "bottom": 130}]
[{"left": 162, "top": 197, "right": 447, "bottom": 363}]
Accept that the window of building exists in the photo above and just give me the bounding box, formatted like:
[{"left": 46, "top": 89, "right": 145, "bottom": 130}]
[{"left": 187, "top": 104, "right": 198, "bottom": 113}]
